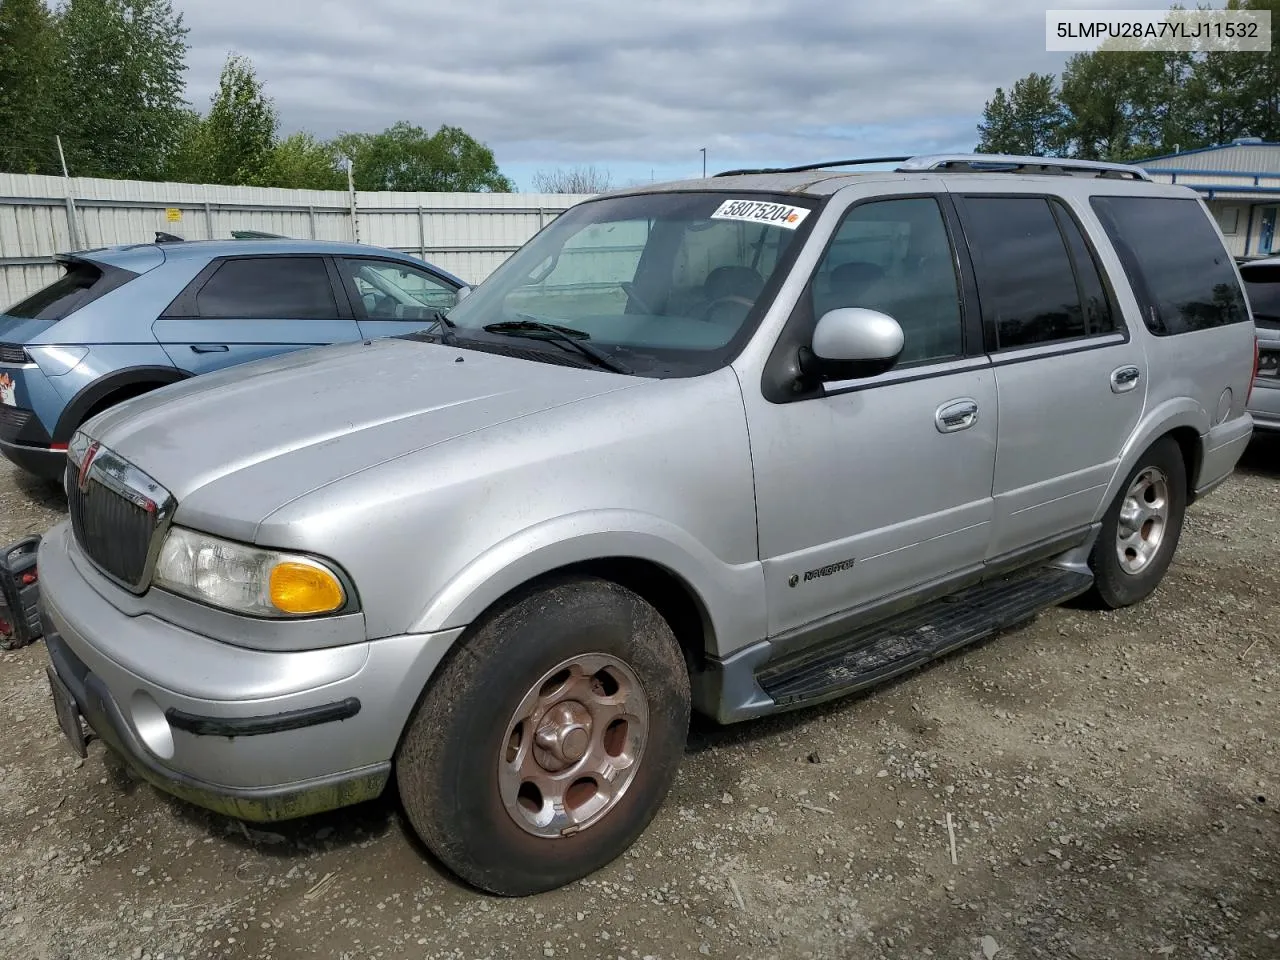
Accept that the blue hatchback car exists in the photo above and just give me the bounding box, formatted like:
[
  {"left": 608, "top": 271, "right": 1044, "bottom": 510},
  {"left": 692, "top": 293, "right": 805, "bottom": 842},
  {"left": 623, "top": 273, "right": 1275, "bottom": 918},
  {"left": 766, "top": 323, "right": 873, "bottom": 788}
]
[{"left": 0, "top": 237, "right": 468, "bottom": 479}]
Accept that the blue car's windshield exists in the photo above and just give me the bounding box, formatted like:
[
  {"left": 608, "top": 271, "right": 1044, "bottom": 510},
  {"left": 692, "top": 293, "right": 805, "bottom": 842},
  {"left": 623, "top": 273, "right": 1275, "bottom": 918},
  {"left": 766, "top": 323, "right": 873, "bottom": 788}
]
[{"left": 438, "top": 191, "right": 821, "bottom": 377}]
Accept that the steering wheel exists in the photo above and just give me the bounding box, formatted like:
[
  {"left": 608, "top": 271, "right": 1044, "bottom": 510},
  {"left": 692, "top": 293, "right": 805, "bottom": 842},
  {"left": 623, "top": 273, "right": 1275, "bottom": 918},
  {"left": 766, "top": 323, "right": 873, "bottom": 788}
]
[
  {"left": 619, "top": 281, "right": 657, "bottom": 314},
  {"left": 699, "top": 294, "right": 756, "bottom": 322}
]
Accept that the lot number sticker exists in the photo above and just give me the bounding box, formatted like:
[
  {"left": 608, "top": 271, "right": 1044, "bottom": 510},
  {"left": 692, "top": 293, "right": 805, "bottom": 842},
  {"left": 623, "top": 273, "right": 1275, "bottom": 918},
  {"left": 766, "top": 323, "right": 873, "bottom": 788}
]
[{"left": 711, "top": 199, "right": 810, "bottom": 230}]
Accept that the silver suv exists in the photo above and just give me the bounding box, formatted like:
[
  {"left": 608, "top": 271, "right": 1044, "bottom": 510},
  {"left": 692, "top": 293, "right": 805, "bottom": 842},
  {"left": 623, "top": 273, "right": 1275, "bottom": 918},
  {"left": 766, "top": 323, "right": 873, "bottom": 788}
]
[{"left": 37, "top": 154, "right": 1257, "bottom": 896}]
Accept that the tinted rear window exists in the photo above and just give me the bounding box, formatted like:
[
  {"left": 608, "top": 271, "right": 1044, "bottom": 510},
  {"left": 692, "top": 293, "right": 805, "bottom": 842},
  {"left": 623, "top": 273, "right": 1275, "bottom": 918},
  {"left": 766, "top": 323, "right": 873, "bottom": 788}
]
[
  {"left": 1240, "top": 263, "right": 1280, "bottom": 327},
  {"left": 195, "top": 257, "right": 338, "bottom": 319},
  {"left": 5, "top": 260, "right": 129, "bottom": 321},
  {"left": 1089, "top": 196, "right": 1248, "bottom": 335}
]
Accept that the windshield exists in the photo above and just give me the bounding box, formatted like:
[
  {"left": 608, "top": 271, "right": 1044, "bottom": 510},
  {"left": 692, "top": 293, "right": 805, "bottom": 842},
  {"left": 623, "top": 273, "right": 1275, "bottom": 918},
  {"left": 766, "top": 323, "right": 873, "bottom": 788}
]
[{"left": 440, "top": 191, "right": 821, "bottom": 376}]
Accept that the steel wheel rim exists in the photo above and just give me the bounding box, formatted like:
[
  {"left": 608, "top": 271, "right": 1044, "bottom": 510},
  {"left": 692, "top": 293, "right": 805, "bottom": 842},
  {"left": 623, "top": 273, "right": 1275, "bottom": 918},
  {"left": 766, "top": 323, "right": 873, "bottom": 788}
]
[
  {"left": 498, "top": 653, "right": 649, "bottom": 839},
  {"left": 1115, "top": 466, "right": 1170, "bottom": 575}
]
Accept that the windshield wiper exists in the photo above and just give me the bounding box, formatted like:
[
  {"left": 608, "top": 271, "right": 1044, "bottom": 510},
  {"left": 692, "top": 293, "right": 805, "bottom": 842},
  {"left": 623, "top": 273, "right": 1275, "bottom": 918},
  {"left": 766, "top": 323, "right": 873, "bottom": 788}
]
[{"left": 483, "top": 318, "right": 632, "bottom": 375}]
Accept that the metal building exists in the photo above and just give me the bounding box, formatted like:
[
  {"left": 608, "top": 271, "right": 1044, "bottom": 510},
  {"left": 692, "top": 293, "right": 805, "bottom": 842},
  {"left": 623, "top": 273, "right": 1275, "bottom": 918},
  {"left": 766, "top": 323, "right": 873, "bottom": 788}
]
[{"left": 1138, "top": 138, "right": 1280, "bottom": 259}]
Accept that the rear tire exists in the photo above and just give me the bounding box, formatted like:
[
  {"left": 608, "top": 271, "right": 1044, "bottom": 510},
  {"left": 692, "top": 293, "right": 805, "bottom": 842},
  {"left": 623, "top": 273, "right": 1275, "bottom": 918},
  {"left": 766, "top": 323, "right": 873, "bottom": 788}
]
[
  {"left": 395, "top": 577, "right": 690, "bottom": 896},
  {"left": 1088, "top": 437, "right": 1187, "bottom": 609}
]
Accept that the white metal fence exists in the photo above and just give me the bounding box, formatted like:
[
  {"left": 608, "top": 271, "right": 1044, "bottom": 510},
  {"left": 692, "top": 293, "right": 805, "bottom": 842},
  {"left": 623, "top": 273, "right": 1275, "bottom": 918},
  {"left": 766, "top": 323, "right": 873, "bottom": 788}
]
[{"left": 0, "top": 172, "right": 594, "bottom": 308}]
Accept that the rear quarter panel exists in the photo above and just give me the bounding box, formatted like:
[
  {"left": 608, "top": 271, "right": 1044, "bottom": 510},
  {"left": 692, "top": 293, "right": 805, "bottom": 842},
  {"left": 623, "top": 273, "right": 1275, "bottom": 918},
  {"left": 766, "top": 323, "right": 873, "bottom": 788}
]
[
  {"left": 1072, "top": 180, "right": 1256, "bottom": 508},
  {"left": 26, "top": 255, "right": 206, "bottom": 346}
]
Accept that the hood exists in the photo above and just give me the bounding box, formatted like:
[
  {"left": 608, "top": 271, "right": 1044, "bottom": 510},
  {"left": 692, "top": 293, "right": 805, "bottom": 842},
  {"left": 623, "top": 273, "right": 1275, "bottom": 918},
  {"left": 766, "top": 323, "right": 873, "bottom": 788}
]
[{"left": 85, "top": 337, "right": 639, "bottom": 528}]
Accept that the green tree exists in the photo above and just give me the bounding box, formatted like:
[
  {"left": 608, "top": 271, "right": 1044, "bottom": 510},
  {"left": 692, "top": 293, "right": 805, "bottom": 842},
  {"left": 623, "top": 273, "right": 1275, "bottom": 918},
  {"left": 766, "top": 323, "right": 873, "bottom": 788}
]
[
  {"left": 0, "top": 0, "right": 60, "bottom": 174},
  {"left": 1059, "top": 51, "right": 1150, "bottom": 161},
  {"left": 976, "top": 73, "right": 1066, "bottom": 156},
  {"left": 253, "top": 131, "right": 344, "bottom": 190},
  {"left": 55, "top": 0, "right": 190, "bottom": 180},
  {"left": 194, "top": 53, "right": 277, "bottom": 184},
  {"left": 334, "top": 121, "right": 514, "bottom": 192}
]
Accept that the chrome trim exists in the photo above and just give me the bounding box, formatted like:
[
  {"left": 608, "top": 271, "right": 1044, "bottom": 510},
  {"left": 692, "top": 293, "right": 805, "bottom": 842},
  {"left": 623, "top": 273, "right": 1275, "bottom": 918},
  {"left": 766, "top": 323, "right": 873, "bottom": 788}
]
[
  {"left": 66, "top": 434, "right": 177, "bottom": 594},
  {"left": 822, "top": 354, "right": 991, "bottom": 394},
  {"left": 897, "top": 154, "right": 1152, "bottom": 182}
]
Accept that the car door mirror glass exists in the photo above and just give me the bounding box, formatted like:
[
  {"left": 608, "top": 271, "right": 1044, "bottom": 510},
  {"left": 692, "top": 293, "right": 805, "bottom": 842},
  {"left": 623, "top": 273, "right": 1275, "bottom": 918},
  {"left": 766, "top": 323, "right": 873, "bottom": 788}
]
[{"left": 807, "top": 307, "right": 904, "bottom": 380}]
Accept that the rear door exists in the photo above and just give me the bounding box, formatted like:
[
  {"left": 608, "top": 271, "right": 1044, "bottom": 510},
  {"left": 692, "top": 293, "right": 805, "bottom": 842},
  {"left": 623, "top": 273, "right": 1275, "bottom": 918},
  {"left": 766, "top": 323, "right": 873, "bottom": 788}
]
[
  {"left": 153, "top": 255, "right": 360, "bottom": 374},
  {"left": 334, "top": 257, "right": 462, "bottom": 341},
  {"left": 1088, "top": 194, "right": 1256, "bottom": 434},
  {"left": 952, "top": 192, "right": 1148, "bottom": 559}
]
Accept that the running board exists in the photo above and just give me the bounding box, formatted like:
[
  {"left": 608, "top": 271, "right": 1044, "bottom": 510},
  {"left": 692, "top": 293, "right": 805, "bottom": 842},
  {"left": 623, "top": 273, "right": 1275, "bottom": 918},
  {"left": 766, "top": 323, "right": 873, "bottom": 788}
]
[{"left": 755, "top": 567, "right": 1094, "bottom": 707}]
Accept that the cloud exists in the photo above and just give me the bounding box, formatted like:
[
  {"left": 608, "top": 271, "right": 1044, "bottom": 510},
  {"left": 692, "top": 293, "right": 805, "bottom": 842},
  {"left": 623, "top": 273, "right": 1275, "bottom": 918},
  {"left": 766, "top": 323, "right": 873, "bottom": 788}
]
[{"left": 173, "top": 0, "right": 1145, "bottom": 175}]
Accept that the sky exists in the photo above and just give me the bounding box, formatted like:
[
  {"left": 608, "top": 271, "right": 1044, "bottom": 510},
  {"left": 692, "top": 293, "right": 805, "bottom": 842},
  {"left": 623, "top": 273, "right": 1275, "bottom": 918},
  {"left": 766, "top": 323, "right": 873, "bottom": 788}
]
[{"left": 172, "top": 0, "right": 1156, "bottom": 191}]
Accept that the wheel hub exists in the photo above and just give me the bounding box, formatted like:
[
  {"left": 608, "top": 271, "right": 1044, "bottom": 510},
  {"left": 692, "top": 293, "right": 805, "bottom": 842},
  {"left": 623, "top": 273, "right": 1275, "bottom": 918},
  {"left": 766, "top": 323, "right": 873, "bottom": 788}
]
[
  {"left": 498, "top": 653, "right": 649, "bottom": 839},
  {"left": 1115, "top": 466, "right": 1170, "bottom": 575},
  {"left": 534, "top": 701, "right": 592, "bottom": 771}
]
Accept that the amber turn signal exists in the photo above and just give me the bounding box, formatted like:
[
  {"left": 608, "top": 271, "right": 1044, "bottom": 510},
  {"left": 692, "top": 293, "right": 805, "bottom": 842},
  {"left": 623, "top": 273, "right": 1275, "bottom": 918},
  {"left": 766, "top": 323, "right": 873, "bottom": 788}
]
[{"left": 269, "top": 561, "right": 345, "bottom": 615}]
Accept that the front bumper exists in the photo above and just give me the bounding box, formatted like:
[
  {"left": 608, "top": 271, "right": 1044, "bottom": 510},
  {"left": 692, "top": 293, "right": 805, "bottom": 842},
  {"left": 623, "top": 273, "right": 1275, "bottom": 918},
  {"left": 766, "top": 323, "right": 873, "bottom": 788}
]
[{"left": 38, "top": 522, "right": 462, "bottom": 822}]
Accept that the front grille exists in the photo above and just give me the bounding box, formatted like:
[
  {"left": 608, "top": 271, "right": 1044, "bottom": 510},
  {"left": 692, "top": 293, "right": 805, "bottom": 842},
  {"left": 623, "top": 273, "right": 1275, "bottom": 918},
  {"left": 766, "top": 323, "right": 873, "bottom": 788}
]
[
  {"left": 0, "top": 343, "right": 29, "bottom": 364},
  {"left": 66, "top": 461, "right": 158, "bottom": 588}
]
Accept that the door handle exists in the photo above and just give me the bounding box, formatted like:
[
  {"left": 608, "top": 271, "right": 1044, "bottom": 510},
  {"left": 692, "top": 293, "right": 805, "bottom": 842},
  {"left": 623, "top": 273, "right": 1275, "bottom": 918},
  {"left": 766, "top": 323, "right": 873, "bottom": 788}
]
[
  {"left": 190, "top": 344, "right": 229, "bottom": 354},
  {"left": 1111, "top": 364, "right": 1141, "bottom": 393},
  {"left": 935, "top": 398, "right": 979, "bottom": 433}
]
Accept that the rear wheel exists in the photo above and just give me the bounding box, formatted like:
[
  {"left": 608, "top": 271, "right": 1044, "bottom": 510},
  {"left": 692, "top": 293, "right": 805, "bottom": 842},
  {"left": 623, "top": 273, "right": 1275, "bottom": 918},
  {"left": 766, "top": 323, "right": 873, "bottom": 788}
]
[
  {"left": 1088, "top": 437, "right": 1187, "bottom": 609},
  {"left": 395, "top": 577, "right": 690, "bottom": 896}
]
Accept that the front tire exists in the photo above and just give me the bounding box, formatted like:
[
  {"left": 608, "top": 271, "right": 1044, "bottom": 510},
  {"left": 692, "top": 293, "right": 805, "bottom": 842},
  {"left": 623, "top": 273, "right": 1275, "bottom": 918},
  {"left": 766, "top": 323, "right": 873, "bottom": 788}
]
[
  {"left": 1088, "top": 437, "right": 1187, "bottom": 609},
  {"left": 395, "top": 577, "right": 691, "bottom": 896}
]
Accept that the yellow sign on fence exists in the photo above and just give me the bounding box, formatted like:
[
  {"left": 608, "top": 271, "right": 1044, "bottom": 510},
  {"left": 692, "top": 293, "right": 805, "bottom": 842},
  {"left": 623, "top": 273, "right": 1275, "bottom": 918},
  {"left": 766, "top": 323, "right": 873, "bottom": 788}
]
[{"left": 165, "top": 208, "right": 182, "bottom": 222}]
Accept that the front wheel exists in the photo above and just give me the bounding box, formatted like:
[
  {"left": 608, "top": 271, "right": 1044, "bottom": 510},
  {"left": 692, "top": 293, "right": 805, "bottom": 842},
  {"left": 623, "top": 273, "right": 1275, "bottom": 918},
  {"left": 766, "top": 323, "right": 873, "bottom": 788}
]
[
  {"left": 1088, "top": 437, "right": 1188, "bottom": 609},
  {"left": 395, "top": 577, "right": 691, "bottom": 896}
]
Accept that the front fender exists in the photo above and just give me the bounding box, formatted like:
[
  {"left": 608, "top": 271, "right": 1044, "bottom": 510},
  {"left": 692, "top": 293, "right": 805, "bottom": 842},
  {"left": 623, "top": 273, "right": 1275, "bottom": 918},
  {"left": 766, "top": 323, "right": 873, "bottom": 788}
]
[
  {"left": 1093, "top": 396, "right": 1208, "bottom": 523},
  {"left": 408, "top": 509, "right": 767, "bottom": 658}
]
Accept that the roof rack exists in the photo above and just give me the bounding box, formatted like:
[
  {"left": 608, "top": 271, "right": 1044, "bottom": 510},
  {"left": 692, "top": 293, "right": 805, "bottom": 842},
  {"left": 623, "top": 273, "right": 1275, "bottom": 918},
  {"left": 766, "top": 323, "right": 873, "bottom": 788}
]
[
  {"left": 714, "top": 156, "right": 912, "bottom": 177},
  {"left": 713, "top": 152, "right": 1151, "bottom": 182},
  {"left": 898, "top": 153, "right": 1151, "bottom": 181}
]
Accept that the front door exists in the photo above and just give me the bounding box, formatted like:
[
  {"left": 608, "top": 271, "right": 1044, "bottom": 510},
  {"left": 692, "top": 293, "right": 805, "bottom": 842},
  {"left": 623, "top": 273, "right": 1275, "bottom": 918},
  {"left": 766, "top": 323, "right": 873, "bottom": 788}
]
[
  {"left": 154, "top": 255, "right": 361, "bottom": 375},
  {"left": 744, "top": 190, "right": 998, "bottom": 638},
  {"left": 335, "top": 257, "right": 462, "bottom": 341},
  {"left": 951, "top": 193, "right": 1147, "bottom": 558}
]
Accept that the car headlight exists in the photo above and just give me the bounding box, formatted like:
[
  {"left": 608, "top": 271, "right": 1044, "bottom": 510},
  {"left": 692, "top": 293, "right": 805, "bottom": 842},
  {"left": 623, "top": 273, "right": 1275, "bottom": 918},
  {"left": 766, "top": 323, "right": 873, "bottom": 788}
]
[{"left": 154, "top": 527, "right": 349, "bottom": 618}]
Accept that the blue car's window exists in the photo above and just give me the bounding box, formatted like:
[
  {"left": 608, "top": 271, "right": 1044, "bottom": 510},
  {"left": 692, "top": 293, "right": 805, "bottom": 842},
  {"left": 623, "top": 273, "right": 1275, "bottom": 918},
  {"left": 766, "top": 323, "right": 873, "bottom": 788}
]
[
  {"left": 195, "top": 257, "right": 338, "bottom": 320},
  {"left": 338, "top": 259, "right": 459, "bottom": 319}
]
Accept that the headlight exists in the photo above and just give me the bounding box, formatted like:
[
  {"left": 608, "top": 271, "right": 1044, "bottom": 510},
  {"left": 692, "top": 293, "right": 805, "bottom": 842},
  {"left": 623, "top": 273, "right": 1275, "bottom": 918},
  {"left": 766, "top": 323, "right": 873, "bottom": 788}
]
[{"left": 154, "top": 527, "right": 348, "bottom": 618}]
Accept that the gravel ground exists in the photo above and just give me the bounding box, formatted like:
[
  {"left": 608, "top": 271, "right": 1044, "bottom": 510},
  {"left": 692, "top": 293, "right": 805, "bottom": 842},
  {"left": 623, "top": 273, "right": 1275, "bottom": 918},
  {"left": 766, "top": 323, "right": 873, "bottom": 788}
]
[{"left": 0, "top": 439, "right": 1277, "bottom": 960}]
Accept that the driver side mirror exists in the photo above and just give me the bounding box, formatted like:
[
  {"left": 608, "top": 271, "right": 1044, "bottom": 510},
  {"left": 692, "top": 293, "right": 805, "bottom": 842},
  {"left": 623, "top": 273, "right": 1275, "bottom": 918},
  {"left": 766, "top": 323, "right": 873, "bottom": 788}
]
[
  {"left": 455, "top": 285, "right": 472, "bottom": 302},
  {"left": 803, "top": 307, "right": 905, "bottom": 381}
]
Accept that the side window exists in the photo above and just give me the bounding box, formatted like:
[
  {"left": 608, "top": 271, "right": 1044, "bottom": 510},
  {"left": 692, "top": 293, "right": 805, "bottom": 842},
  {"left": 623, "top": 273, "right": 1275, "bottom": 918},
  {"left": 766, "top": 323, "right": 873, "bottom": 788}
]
[
  {"left": 812, "top": 197, "right": 963, "bottom": 365},
  {"left": 1089, "top": 195, "right": 1248, "bottom": 335},
  {"left": 1050, "top": 199, "right": 1118, "bottom": 337},
  {"left": 959, "top": 196, "right": 1091, "bottom": 350},
  {"left": 339, "top": 259, "right": 459, "bottom": 320},
  {"left": 195, "top": 257, "right": 338, "bottom": 320}
]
